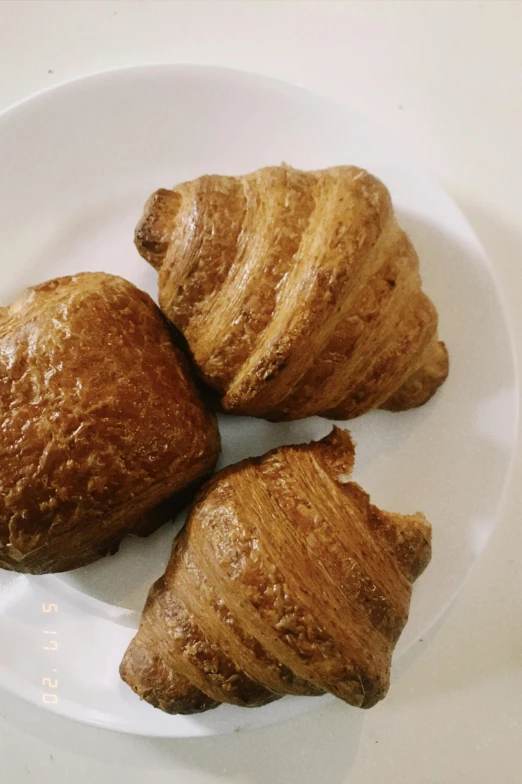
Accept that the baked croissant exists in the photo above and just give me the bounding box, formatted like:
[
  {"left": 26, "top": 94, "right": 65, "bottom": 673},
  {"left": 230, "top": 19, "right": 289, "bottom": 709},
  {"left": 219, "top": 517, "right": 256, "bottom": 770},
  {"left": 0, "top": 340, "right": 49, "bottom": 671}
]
[
  {"left": 120, "top": 428, "right": 431, "bottom": 714},
  {"left": 135, "top": 165, "right": 448, "bottom": 421},
  {"left": 0, "top": 272, "right": 220, "bottom": 574}
]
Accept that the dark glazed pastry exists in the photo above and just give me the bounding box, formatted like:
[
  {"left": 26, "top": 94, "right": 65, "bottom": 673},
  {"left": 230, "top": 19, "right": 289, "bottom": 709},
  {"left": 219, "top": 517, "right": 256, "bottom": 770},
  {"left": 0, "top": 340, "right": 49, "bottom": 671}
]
[
  {"left": 0, "top": 272, "right": 220, "bottom": 574},
  {"left": 121, "top": 428, "right": 431, "bottom": 714},
  {"left": 135, "top": 165, "right": 448, "bottom": 421}
]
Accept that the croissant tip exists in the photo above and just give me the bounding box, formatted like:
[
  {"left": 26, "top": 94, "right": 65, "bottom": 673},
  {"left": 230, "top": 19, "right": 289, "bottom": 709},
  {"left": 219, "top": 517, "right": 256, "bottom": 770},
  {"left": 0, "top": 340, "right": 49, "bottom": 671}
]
[
  {"left": 134, "top": 187, "right": 181, "bottom": 270},
  {"left": 315, "top": 426, "right": 356, "bottom": 477},
  {"left": 321, "top": 425, "right": 354, "bottom": 446}
]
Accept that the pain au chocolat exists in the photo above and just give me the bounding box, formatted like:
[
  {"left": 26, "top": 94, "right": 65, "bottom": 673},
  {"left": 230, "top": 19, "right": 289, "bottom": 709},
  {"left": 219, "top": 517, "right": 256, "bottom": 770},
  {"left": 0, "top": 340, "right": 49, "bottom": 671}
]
[{"left": 0, "top": 272, "right": 220, "bottom": 574}]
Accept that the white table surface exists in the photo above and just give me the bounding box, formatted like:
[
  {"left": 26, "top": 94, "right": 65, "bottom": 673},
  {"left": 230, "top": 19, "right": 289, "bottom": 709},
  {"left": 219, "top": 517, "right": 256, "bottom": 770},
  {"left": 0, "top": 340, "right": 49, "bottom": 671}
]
[{"left": 0, "top": 1, "right": 521, "bottom": 781}]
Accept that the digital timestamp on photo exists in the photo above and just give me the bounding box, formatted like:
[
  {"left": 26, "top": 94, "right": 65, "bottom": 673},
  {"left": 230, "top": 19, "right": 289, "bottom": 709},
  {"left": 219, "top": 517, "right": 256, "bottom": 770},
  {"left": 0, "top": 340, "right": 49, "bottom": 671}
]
[{"left": 41, "top": 602, "right": 59, "bottom": 705}]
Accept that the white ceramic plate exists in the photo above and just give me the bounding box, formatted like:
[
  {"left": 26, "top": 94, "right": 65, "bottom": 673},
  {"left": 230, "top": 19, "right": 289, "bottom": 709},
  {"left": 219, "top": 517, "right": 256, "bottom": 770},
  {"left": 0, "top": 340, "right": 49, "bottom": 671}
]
[{"left": 0, "top": 65, "right": 517, "bottom": 737}]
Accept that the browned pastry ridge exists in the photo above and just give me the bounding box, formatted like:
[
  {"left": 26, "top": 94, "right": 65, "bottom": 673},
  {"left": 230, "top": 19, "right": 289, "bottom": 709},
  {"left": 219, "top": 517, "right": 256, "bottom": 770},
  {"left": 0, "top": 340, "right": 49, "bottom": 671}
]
[
  {"left": 0, "top": 272, "right": 220, "bottom": 574},
  {"left": 135, "top": 165, "right": 449, "bottom": 421},
  {"left": 120, "top": 428, "right": 431, "bottom": 714}
]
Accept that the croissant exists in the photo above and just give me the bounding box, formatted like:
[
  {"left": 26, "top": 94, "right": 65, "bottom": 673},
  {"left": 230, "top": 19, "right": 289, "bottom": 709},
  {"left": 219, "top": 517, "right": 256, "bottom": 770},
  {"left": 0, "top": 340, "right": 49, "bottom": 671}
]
[
  {"left": 135, "top": 165, "right": 448, "bottom": 421},
  {"left": 0, "top": 272, "right": 220, "bottom": 574},
  {"left": 120, "top": 428, "right": 431, "bottom": 714}
]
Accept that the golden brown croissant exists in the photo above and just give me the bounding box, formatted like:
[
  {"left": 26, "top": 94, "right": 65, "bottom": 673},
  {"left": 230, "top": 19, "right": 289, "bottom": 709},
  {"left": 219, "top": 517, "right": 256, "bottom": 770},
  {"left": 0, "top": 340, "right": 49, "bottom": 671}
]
[
  {"left": 120, "top": 428, "right": 431, "bottom": 714},
  {"left": 135, "top": 165, "right": 448, "bottom": 421},
  {"left": 0, "top": 272, "right": 220, "bottom": 574}
]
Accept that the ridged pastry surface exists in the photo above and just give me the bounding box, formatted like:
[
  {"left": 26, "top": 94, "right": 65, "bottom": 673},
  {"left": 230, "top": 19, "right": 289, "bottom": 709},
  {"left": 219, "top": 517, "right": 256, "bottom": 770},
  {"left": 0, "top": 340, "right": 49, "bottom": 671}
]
[
  {"left": 0, "top": 272, "right": 220, "bottom": 574},
  {"left": 121, "top": 428, "right": 431, "bottom": 714},
  {"left": 135, "top": 165, "right": 449, "bottom": 421}
]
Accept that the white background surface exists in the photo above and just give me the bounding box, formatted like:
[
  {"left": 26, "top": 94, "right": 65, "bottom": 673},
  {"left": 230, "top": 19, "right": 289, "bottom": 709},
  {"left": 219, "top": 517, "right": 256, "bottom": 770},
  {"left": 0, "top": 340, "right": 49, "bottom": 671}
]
[{"left": 0, "top": 1, "right": 520, "bottom": 781}]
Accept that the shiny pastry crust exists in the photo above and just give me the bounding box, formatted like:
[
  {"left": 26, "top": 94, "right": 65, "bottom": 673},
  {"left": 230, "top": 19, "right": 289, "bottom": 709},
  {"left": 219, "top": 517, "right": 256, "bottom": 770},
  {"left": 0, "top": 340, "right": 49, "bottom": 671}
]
[
  {"left": 0, "top": 272, "right": 220, "bottom": 574},
  {"left": 135, "top": 165, "right": 448, "bottom": 421},
  {"left": 121, "top": 428, "right": 431, "bottom": 714}
]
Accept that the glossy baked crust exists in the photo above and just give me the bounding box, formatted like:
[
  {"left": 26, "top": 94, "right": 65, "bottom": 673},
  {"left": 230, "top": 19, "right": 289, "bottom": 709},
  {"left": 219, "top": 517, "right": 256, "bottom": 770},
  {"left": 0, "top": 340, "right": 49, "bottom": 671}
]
[
  {"left": 135, "top": 165, "right": 448, "bottom": 421},
  {"left": 0, "top": 272, "right": 220, "bottom": 574},
  {"left": 120, "top": 428, "right": 431, "bottom": 714}
]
